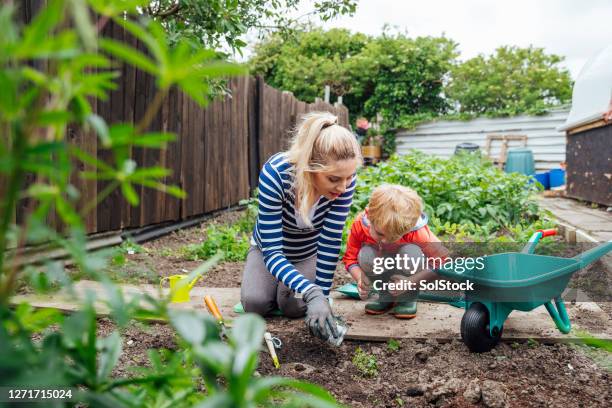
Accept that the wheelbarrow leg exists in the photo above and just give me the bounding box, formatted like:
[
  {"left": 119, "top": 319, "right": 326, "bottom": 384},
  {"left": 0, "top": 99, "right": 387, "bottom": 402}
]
[{"left": 544, "top": 297, "right": 571, "bottom": 334}]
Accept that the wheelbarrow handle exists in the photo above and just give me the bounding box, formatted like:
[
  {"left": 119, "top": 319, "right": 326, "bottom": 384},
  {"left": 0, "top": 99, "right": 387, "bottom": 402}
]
[
  {"left": 523, "top": 229, "right": 558, "bottom": 253},
  {"left": 537, "top": 229, "right": 557, "bottom": 237}
]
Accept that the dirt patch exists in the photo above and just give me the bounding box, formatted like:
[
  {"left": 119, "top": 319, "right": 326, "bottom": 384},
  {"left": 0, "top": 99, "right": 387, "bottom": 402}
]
[
  {"left": 73, "top": 210, "right": 612, "bottom": 407},
  {"left": 258, "top": 319, "right": 612, "bottom": 407},
  {"left": 97, "top": 313, "right": 612, "bottom": 408}
]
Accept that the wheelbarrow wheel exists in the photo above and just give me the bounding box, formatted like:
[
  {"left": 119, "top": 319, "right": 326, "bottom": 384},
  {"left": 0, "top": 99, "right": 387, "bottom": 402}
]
[{"left": 461, "top": 303, "right": 503, "bottom": 353}]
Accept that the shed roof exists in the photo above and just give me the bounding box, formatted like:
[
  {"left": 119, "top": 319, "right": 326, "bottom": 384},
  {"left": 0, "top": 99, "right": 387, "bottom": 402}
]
[{"left": 559, "top": 45, "right": 612, "bottom": 131}]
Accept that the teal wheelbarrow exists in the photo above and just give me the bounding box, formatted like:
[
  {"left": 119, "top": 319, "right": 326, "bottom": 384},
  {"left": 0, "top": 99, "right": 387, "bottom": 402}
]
[{"left": 433, "top": 229, "right": 612, "bottom": 352}]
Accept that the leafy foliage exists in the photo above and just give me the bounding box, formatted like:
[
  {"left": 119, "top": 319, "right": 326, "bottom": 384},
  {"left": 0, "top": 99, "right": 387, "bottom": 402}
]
[
  {"left": 182, "top": 197, "right": 257, "bottom": 262},
  {"left": 0, "top": 1, "right": 339, "bottom": 405},
  {"left": 250, "top": 28, "right": 573, "bottom": 153},
  {"left": 386, "top": 338, "right": 400, "bottom": 352},
  {"left": 350, "top": 151, "right": 546, "bottom": 242},
  {"left": 352, "top": 347, "right": 378, "bottom": 377},
  {"left": 250, "top": 27, "right": 458, "bottom": 125},
  {"left": 446, "top": 46, "right": 573, "bottom": 116},
  {"left": 146, "top": 0, "right": 358, "bottom": 54}
]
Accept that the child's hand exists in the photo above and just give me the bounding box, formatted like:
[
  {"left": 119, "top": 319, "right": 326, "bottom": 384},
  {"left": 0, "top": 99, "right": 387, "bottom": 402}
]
[{"left": 357, "top": 273, "right": 370, "bottom": 300}]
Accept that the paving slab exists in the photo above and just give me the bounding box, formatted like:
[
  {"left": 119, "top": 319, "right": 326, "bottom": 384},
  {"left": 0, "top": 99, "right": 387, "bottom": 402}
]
[
  {"left": 538, "top": 196, "right": 612, "bottom": 241},
  {"left": 11, "top": 281, "right": 611, "bottom": 343}
]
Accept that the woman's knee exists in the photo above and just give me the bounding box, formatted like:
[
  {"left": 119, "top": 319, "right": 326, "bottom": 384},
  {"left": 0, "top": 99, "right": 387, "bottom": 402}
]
[
  {"left": 241, "top": 292, "right": 275, "bottom": 316},
  {"left": 278, "top": 297, "right": 307, "bottom": 318}
]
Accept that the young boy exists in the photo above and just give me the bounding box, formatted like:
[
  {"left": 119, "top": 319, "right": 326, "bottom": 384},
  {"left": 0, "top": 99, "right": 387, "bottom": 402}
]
[{"left": 342, "top": 184, "right": 448, "bottom": 319}]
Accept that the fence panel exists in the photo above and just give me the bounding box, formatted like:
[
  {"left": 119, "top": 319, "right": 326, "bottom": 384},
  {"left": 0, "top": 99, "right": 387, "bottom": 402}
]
[{"left": 7, "top": 7, "right": 350, "bottom": 235}]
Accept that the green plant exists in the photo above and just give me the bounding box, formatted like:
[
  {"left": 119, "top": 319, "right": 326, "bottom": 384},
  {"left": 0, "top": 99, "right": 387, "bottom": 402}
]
[
  {"left": 387, "top": 338, "right": 400, "bottom": 352},
  {"left": 352, "top": 347, "right": 378, "bottom": 378},
  {"left": 349, "top": 151, "right": 544, "bottom": 240},
  {"left": 574, "top": 330, "right": 612, "bottom": 352},
  {"left": 0, "top": 1, "right": 339, "bottom": 405},
  {"left": 250, "top": 27, "right": 458, "bottom": 124},
  {"left": 182, "top": 195, "right": 258, "bottom": 262},
  {"left": 147, "top": 0, "right": 357, "bottom": 52},
  {"left": 183, "top": 223, "right": 251, "bottom": 262}
]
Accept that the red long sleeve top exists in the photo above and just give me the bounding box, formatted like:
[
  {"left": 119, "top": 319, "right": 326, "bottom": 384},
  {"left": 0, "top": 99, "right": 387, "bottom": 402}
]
[{"left": 342, "top": 210, "right": 449, "bottom": 272}]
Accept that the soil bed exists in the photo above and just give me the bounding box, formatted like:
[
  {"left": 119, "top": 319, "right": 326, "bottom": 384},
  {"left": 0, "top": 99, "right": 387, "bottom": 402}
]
[{"left": 93, "top": 210, "right": 612, "bottom": 407}]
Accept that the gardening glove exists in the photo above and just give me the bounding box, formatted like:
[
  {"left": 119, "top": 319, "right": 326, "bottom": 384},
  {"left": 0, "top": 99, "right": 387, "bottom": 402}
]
[{"left": 303, "top": 287, "right": 339, "bottom": 341}]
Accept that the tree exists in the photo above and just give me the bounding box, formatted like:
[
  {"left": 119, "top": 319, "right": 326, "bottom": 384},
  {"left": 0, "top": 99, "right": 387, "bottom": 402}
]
[
  {"left": 250, "top": 27, "right": 368, "bottom": 106},
  {"left": 446, "top": 46, "right": 573, "bottom": 116},
  {"left": 145, "top": 0, "right": 358, "bottom": 54},
  {"left": 350, "top": 31, "right": 459, "bottom": 123},
  {"left": 249, "top": 27, "right": 458, "bottom": 124}
]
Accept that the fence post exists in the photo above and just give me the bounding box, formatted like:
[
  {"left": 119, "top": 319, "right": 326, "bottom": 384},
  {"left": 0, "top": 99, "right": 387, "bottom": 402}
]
[{"left": 248, "top": 76, "right": 262, "bottom": 194}]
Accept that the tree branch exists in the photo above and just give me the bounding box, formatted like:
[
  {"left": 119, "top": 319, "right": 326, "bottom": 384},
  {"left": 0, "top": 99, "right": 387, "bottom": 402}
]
[{"left": 157, "top": 3, "right": 180, "bottom": 18}]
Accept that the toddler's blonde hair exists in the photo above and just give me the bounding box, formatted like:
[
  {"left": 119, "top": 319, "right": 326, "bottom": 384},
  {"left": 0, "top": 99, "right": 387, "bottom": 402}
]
[
  {"left": 367, "top": 184, "right": 423, "bottom": 242},
  {"left": 286, "top": 111, "right": 362, "bottom": 227}
]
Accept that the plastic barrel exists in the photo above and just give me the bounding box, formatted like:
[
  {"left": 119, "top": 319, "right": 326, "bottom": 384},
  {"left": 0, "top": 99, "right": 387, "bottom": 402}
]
[
  {"left": 454, "top": 142, "right": 480, "bottom": 155},
  {"left": 532, "top": 172, "right": 550, "bottom": 190},
  {"left": 549, "top": 169, "right": 566, "bottom": 187},
  {"left": 505, "top": 148, "right": 535, "bottom": 176}
]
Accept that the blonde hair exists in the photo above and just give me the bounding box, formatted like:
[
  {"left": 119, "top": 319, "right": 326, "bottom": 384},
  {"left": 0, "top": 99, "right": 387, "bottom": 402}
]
[
  {"left": 367, "top": 184, "right": 423, "bottom": 242},
  {"left": 286, "top": 111, "right": 362, "bottom": 226}
]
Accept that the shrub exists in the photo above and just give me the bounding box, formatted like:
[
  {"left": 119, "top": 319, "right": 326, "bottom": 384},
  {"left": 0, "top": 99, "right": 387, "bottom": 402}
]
[
  {"left": 350, "top": 151, "right": 544, "bottom": 240},
  {"left": 352, "top": 347, "right": 378, "bottom": 377}
]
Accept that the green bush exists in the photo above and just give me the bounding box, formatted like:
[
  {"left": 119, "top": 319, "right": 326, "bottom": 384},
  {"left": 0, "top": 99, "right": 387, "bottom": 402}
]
[
  {"left": 183, "top": 223, "right": 251, "bottom": 262},
  {"left": 352, "top": 347, "right": 378, "bottom": 377},
  {"left": 350, "top": 151, "right": 546, "bottom": 241},
  {"left": 182, "top": 197, "right": 257, "bottom": 262}
]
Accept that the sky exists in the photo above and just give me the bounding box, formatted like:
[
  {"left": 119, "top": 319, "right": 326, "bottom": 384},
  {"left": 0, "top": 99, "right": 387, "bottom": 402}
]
[{"left": 246, "top": 0, "right": 612, "bottom": 80}]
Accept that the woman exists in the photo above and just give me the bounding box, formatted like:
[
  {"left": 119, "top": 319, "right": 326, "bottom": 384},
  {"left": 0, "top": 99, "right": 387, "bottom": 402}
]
[{"left": 241, "top": 112, "right": 362, "bottom": 340}]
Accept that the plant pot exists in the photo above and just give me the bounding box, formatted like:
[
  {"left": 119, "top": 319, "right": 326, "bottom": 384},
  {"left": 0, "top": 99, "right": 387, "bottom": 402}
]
[{"left": 361, "top": 145, "right": 381, "bottom": 159}]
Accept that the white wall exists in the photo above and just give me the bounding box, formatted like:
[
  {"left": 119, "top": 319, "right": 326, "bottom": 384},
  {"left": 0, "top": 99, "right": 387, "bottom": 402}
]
[{"left": 396, "top": 109, "right": 569, "bottom": 171}]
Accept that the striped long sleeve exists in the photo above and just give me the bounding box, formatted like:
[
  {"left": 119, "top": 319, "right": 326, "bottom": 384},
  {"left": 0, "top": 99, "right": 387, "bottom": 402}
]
[
  {"left": 313, "top": 177, "right": 355, "bottom": 296},
  {"left": 253, "top": 154, "right": 355, "bottom": 296},
  {"left": 255, "top": 160, "right": 316, "bottom": 294}
]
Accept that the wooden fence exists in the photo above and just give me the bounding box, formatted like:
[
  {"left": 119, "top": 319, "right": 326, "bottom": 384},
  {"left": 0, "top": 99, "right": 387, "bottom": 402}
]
[{"left": 9, "top": 5, "right": 349, "bottom": 235}]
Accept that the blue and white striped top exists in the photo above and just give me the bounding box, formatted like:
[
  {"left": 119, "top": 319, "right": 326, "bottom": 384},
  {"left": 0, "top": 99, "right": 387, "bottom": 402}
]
[{"left": 252, "top": 152, "right": 356, "bottom": 296}]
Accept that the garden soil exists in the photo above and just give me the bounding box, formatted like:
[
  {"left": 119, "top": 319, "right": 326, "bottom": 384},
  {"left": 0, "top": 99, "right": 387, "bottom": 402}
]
[{"left": 93, "top": 210, "right": 611, "bottom": 407}]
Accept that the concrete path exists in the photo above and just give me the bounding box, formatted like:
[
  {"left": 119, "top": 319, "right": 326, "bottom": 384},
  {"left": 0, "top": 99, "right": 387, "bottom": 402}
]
[
  {"left": 538, "top": 196, "right": 612, "bottom": 242},
  {"left": 12, "top": 281, "right": 612, "bottom": 343}
]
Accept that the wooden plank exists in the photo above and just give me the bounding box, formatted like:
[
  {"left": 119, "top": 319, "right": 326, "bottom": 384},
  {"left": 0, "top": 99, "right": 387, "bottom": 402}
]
[
  {"left": 223, "top": 84, "right": 232, "bottom": 207},
  {"left": 247, "top": 77, "right": 260, "bottom": 193},
  {"left": 127, "top": 39, "right": 147, "bottom": 228},
  {"left": 141, "top": 70, "right": 162, "bottom": 226},
  {"left": 95, "top": 19, "right": 116, "bottom": 233},
  {"left": 195, "top": 96, "right": 206, "bottom": 215},
  {"left": 237, "top": 77, "right": 250, "bottom": 201},
  {"left": 567, "top": 119, "right": 608, "bottom": 136},
  {"left": 13, "top": 282, "right": 612, "bottom": 343},
  {"left": 163, "top": 87, "right": 181, "bottom": 221},
  {"left": 211, "top": 100, "right": 225, "bottom": 209},
  {"left": 122, "top": 24, "right": 137, "bottom": 228},
  {"left": 179, "top": 94, "right": 189, "bottom": 218},
  {"left": 107, "top": 19, "right": 125, "bottom": 231}
]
